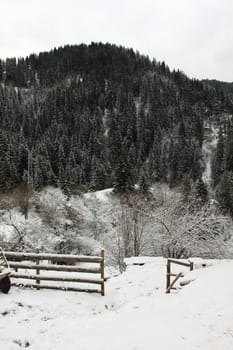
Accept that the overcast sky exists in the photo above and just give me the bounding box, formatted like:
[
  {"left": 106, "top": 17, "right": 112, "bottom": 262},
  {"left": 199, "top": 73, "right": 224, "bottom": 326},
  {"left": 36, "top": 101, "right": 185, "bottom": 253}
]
[{"left": 1, "top": 0, "right": 233, "bottom": 82}]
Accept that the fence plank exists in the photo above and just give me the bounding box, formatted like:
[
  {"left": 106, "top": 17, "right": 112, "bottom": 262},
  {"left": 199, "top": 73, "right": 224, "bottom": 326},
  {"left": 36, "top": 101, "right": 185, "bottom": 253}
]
[
  {"left": 10, "top": 273, "right": 103, "bottom": 284},
  {"left": 167, "top": 259, "right": 192, "bottom": 268},
  {"left": 167, "top": 273, "right": 181, "bottom": 277},
  {"left": 5, "top": 252, "right": 102, "bottom": 263},
  {"left": 8, "top": 262, "right": 101, "bottom": 274},
  {"left": 166, "top": 272, "right": 183, "bottom": 293}
]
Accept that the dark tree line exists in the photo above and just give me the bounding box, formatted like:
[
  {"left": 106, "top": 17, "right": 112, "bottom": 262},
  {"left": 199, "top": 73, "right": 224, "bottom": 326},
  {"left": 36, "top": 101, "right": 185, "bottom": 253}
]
[
  {"left": 211, "top": 121, "right": 233, "bottom": 216},
  {"left": 0, "top": 43, "right": 233, "bottom": 198}
]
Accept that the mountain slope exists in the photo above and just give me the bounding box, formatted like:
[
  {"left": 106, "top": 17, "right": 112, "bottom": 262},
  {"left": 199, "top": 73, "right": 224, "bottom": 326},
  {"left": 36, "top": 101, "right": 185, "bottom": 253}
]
[{"left": 0, "top": 43, "right": 232, "bottom": 193}]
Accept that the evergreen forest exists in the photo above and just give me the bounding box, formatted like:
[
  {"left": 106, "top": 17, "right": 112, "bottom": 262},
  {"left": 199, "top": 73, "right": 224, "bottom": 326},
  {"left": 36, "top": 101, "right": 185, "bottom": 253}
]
[{"left": 0, "top": 43, "right": 233, "bottom": 213}]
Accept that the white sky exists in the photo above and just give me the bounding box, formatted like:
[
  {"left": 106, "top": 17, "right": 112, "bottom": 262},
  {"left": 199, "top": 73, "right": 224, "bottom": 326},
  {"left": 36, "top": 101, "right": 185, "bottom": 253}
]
[{"left": 1, "top": 0, "right": 233, "bottom": 82}]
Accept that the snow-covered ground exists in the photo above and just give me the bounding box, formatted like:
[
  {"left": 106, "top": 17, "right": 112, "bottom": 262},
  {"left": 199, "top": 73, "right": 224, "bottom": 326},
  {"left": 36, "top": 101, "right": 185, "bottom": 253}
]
[{"left": 0, "top": 257, "right": 233, "bottom": 350}]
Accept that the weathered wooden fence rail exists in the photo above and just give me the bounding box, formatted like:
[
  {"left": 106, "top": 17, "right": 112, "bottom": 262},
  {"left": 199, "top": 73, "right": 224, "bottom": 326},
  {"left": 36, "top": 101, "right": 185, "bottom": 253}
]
[
  {"left": 5, "top": 250, "right": 105, "bottom": 296},
  {"left": 166, "top": 258, "right": 193, "bottom": 293}
]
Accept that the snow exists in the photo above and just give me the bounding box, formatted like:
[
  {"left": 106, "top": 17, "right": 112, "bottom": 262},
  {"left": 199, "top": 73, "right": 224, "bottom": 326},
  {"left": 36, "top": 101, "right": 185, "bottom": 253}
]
[
  {"left": 1, "top": 257, "right": 233, "bottom": 350},
  {"left": 202, "top": 126, "right": 218, "bottom": 185},
  {"left": 0, "top": 224, "right": 15, "bottom": 242},
  {"left": 84, "top": 188, "right": 113, "bottom": 203}
]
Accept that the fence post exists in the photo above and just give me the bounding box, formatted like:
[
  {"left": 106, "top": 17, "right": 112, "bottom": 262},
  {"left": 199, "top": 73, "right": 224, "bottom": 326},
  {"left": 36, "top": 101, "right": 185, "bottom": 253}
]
[
  {"left": 166, "top": 259, "right": 171, "bottom": 294},
  {"left": 166, "top": 259, "right": 194, "bottom": 294},
  {"left": 100, "top": 249, "right": 105, "bottom": 296},
  {"left": 36, "top": 257, "right": 40, "bottom": 290}
]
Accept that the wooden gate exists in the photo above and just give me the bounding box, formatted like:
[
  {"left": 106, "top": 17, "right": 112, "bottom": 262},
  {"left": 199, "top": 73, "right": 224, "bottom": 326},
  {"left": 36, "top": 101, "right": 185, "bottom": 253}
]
[
  {"left": 5, "top": 249, "right": 105, "bottom": 296},
  {"left": 166, "top": 258, "right": 193, "bottom": 293}
]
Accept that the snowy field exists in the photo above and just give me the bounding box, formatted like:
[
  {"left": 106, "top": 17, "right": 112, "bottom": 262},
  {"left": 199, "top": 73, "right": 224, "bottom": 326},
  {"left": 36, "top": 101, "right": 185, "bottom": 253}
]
[{"left": 0, "top": 257, "right": 233, "bottom": 350}]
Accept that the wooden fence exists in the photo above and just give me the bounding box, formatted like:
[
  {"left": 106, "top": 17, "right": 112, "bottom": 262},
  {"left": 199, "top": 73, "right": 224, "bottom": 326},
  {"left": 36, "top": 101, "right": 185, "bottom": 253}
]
[
  {"left": 166, "top": 258, "right": 193, "bottom": 293},
  {"left": 5, "top": 250, "right": 105, "bottom": 296}
]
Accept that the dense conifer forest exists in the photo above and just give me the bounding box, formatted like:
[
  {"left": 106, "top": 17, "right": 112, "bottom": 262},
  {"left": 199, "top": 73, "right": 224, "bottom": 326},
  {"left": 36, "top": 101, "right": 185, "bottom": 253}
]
[{"left": 0, "top": 43, "right": 233, "bottom": 213}]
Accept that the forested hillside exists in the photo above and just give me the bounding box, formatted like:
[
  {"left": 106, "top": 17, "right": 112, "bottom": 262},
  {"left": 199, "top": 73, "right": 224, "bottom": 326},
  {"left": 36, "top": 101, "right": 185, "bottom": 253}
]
[{"left": 0, "top": 43, "right": 233, "bottom": 213}]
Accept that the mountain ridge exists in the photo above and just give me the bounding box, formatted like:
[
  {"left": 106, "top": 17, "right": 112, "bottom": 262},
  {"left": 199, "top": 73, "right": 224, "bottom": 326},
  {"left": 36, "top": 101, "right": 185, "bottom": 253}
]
[{"left": 0, "top": 43, "right": 232, "bottom": 208}]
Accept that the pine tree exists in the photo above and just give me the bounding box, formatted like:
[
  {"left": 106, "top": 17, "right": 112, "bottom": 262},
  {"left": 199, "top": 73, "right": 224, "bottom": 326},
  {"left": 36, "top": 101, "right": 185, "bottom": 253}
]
[
  {"left": 89, "top": 157, "right": 106, "bottom": 191},
  {"left": 194, "top": 178, "right": 208, "bottom": 205},
  {"left": 0, "top": 131, "right": 9, "bottom": 191},
  {"left": 168, "top": 140, "right": 179, "bottom": 186},
  {"left": 225, "top": 123, "right": 233, "bottom": 172},
  {"left": 33, "top": 156, "right": 44, "bottom": 189},
  {"left": 108, "top": 113, "right": 122, "bottom": 167},
  {"left": 139, "top": 166, "right": 150, "bottom": 193},
  {"left": 211, "top": 127, "right": 225, "bottom": 187},
  {"left": 127, "top": 142, "right": 137, "bottom": 183},
  {"left": 0, "top": 60, "right": 3, "bottom": 81},
  {"left": 216, "top": 171, "right": 233, "bottom": 216},
  {"left": 113, "top": 156, "right": 134, "bottom": 193}
]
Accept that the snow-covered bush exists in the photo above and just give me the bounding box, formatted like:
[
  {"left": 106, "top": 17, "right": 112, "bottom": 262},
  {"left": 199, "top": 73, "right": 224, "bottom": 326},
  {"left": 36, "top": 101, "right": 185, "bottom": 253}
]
[
  {"left": 149, "top": 186, "right": 233, "bottom": 259},
  {"left": 0, "top": 184, "right": 232, "bottom": 265}
]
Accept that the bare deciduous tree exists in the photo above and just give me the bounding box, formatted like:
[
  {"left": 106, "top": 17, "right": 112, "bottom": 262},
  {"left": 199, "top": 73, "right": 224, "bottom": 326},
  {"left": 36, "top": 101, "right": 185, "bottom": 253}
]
[
  {"left": 150, "top": 187, "right": 233, "bottom": 258},
  {"left": 119, "top": 192, "right": 152, "bottom": 257}
]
